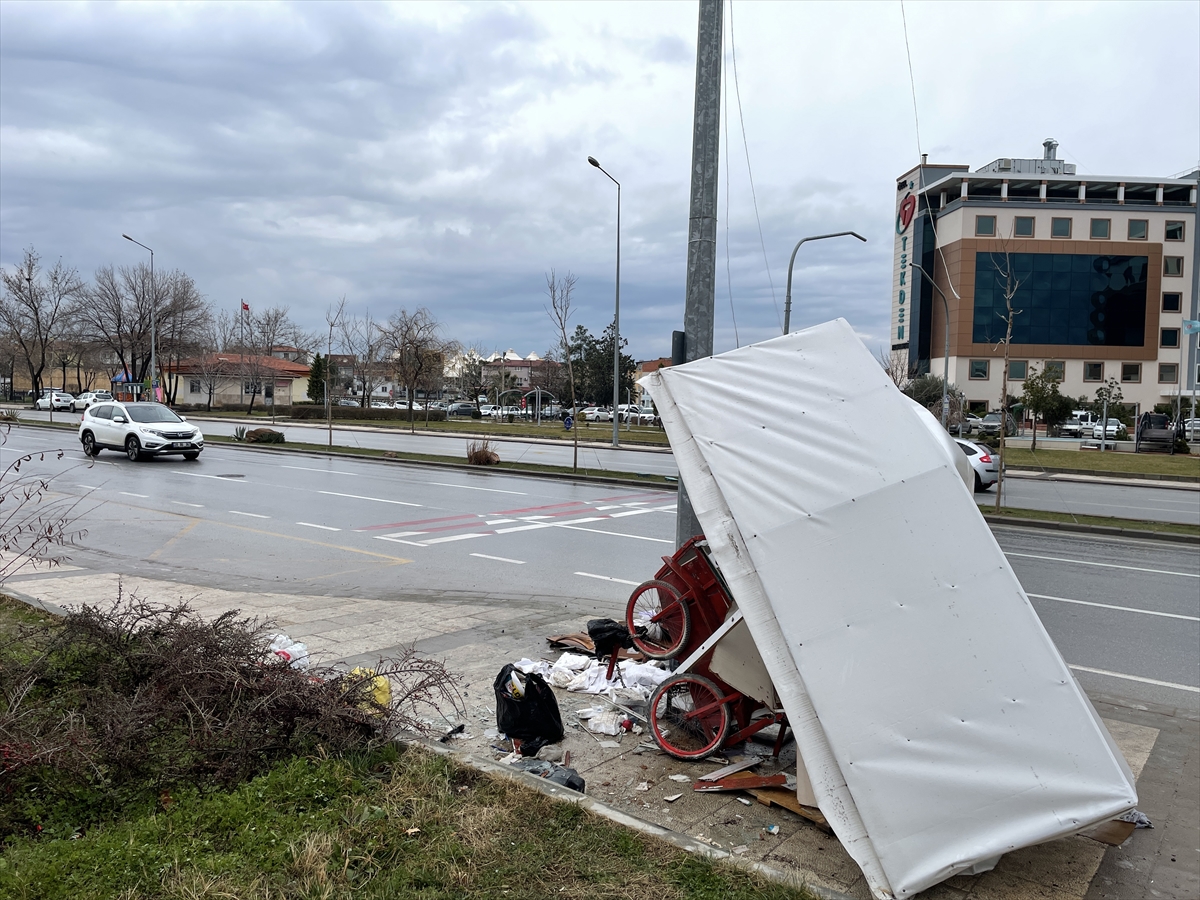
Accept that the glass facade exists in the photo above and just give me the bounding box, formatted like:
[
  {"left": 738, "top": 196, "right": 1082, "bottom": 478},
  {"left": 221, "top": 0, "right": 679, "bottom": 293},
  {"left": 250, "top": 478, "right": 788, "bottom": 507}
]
[{"left": 972, "top": 253, "right": 1147, "bottom": 346}]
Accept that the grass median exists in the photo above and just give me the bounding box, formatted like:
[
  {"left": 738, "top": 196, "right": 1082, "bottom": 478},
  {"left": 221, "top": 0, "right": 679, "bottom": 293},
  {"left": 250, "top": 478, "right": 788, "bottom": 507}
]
[
  {"left": 1003, "top": 447, "right": 1199, "bottom": 479},
  {"left": 980, "top": 504, "right": 1200, "bottom": 538}
]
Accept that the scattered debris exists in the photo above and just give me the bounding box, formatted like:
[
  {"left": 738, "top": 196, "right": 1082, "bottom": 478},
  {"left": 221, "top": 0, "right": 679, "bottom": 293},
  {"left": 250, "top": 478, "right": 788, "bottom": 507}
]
[
  {"left": 664, "top": 793, "right": 683, "bottom": 802},
  {"left": 1117, "top": 809, "right": 1153, "bottom": 828},
  {"left": 698, "top": 758, "right": 760, "bottom": 781},
  {"left": 668, "top": 774, "right": 691, "bottom": 783},
  {"left": 438, "top": 723, "right": 466, "bottom": 743},
  {"left": 510, "top": 758, "right": 585, "bottom": 793},
  {"left": 598, "top": 740, "right": 621, "bottom": 749},
  {"left": 766, "top": 825, "right": 780, "bottom": 835},
  {"left": 737, "top": 797, "right": 752, "bottom": 806},
  {"left": 694, "top": 772, "right": 787, "bottom": 793},
  {"left": 635, "top": 782, "right": 651, "bottom": 792}
]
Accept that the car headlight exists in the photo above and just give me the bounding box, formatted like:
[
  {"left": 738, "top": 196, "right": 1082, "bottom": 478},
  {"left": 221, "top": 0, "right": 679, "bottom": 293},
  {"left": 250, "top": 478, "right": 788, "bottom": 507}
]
[{"left": 145, "top": 428, "right": 166, "bottom": 438}]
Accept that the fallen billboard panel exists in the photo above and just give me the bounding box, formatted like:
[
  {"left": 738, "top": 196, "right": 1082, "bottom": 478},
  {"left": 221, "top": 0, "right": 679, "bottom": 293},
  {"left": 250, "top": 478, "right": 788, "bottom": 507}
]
[{"left": 640, "top": 319, "right": 1136, "bottom": 899}]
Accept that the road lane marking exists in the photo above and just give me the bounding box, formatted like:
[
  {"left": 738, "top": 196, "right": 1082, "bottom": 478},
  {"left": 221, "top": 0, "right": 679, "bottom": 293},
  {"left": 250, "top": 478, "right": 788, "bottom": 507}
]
[
  {"left": 297, "top": 522, "right": 341, "bottom": 532},
  {"left": 318, "top": 491, "right": 421, "bottom": 507},
  {"left": 1006, "top": 552, "right": 1199, "bottom": 578},
  {"left": 422, "top": 533, "right": 490, "bottom": 545},
  {"left": 118, "top": 491, "right": 149, "bottom": 498},
  {"left": 1069, "top": 665, "right": 1199, "bottom": 694},
  {"left": 174, "top": 472, "right": 248, "bottom": 481},
  {"left": 171, "top": 501, "right": 204, "bottom": 508},
  {"left": 282, "top": 465, "right": 358, "bottom": 476},
  {"left": 575, "top": 572, "right": 641, "bottom": 586},
  {"left": 374, "top": 536, "right": 428, "bottom": 547},
  {"left": 554, "top": 524, "right": 673, "bottom": 543},
  {"left": 608, "top": 509, "right": 654, "bottom": 518},
  {"left": 429, "top": 482, "right": 526, "bottom": 495},
  {"left": 209, "top": 519, "right": 411, "bottom": 563},
  {"left": 148, "top": 520, "right": 198, "bottom": 561},
  {"left": 229, "top": 510, "right": 270, "bottom": 519},
  {"left": 485, "top": 518, "right": 517, "bottom": 525},
  {"left": 72, "top": 484, "right": 101, "bottom": 490},
  {"left": 471, "top": 553, "right": 525, "bottom": 564},
  {"left": 496, "top": 523, "right": 552, "bottom": 534},
  {"left": 1028, "top": 593, "right": 1200, "bottom": 621}
]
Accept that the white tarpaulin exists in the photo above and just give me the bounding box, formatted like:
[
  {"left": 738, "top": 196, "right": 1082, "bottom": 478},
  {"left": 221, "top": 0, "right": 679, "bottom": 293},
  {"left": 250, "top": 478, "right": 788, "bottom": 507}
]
[{"left": 641, "top": 319, "right": 1136, "bottom": 899}]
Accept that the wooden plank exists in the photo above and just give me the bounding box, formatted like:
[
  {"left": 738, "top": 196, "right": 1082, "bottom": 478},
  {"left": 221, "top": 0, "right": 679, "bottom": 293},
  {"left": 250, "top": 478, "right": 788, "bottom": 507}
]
[
  {"left": 698, "top": 757, "right": 760, "bottom": 782},
  {"left": 694, "top": 773, "right": 786, "bottom": 792},
  {"left": 1082, "top": 819, "right": 1137, "bottom": 847},
  {"left": 747, "top": 786, "right": 833, "bottom": 834}
]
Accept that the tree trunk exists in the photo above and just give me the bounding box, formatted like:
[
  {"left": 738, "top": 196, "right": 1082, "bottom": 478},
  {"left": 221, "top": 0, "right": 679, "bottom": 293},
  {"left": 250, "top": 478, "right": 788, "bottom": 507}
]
[{"left": 1030, "top": 413, "right": 1038, "bottom": 452}]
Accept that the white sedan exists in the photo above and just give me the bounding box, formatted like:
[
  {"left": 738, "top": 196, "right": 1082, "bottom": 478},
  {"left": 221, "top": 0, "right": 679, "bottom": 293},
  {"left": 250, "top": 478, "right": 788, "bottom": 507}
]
[
  {"left": 34, "top": 391, "right": 74, "bottom": 411},
  {"left": 580, "top": 406, "right": 612, "bottom": 422}
]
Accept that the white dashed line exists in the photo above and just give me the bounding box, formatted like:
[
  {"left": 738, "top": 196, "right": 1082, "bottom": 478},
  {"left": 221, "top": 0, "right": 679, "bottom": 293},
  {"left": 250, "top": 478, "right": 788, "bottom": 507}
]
[
  {"left": 172, "top": 501, "right": 204, "bottom": 508},
  {"left": 297, "top": 522, "right": 341, "bottom": 531},
  {"left": 1006, "top": 552, "right": 1198, "bottom": 578},
  {"left": 471, "top": 553, "right": 526, "bottom": 565},
  {"left": 485, "top": 518, "right": 517, "bottom": 525},
  {"left": 429, "top": 482, "right": 526, "bottom": 495},
  {"left": 119, "top": 492, "right": 149, "bottom": 498},
  {"left": 495, "top": 523, "right": 552, "bottom": 534},
  {"left": 422, "top": 533, "right": 490, "bottom": 545},
  {"left": 318, "top": 491, "right": 421, "bottom": 507},
  {"left": 1028, "top": 593, "right": 1199, "bottom": 621},
  {"left": 1069, "top": 665, "right": 1199, "bottom": 694},
  {"left": 282, "top": 465, "right": 358, "bottom": 476},
  {"left": 575, "top": 572, "right": 642, "bottom": 586},
  {"left": 229, "top": 510, "right": 269, "bottom": 519},
  {"left": 554, "top": 524, "right": 673, "bottom": 543}
]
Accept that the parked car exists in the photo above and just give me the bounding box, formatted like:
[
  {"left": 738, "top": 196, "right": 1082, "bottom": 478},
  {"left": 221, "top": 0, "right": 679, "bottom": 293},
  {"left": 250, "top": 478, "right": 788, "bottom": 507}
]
[
  {"left": 71, "top": 390, "right": 113, "bottom": 412},
  {"left": 962, "top": 413, "right": 983, "bottom": 434},
  {"left": 976, "top": 412, "right": 1016, "bottom": 437},
  {"left": 580, "top": 406, "right": 612, "bottom": 422},
  {"left": 447, "top": 402, "right": 477, "bottom": 416},
  {"left": 34, "top": 390, "right": 75, "bottom": 411},
  {"left": 955, "top": 438, "right": 998, "bottom": 493},
  {"left": 1183, "top": 418, "right": 1200, "bottom": 441},
  {"left": 1092, "top": 418, "right": 1126, "bottom": 441},
  {"left": 79, "top": 401, "right": 204, "bottom": 461},
  {"left": 336, "top": 398, "right": 359, "bottom": 407},
  {"left": 618, "top": 404, "right": 657, "bottom": 424},
  {"left": 478, "top": 404, "right": 496, "bottom": 417},
  {"left": 491, "top": 405, "right": 521, "bottom": 419},
  {"left": 370, "top": 400, "right": 391, "bottom": 409}
]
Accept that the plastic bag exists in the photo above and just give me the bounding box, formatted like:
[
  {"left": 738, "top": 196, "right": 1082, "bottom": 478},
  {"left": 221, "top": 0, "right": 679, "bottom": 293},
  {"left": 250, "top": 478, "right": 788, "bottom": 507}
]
[
  {"left": 494, "top": 663, "right": 564, "bottom": 748},
  {"left": 269, "top": 633, "right": 309, "bottom": 669},
  {"left": 587, "top": 618, "right": 634, "bottom": 658},
  {"left": 349, "top": 666, "right": 392, "bottom": 708},
  {"left": 511, "top": 758, "right": 585, "bottom": 793}
]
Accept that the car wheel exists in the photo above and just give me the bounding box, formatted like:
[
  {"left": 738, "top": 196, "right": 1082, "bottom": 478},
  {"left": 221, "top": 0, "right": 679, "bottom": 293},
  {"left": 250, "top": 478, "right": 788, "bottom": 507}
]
[
  {"left": 974, "top": 472, "right": 985, "bottom": 493},
  {"left": 81, "top": 432, "right": 100, "bottom": 457},
  {"left": 125, "top": 436, "right": 143, "bottom": 462},
  {"left": 183, "top": 451, "right": 199, "bottom": 461}
]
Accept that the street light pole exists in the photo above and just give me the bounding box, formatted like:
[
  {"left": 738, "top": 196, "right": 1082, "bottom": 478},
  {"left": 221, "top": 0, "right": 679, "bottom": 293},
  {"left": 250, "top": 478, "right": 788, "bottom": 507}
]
[
  {"left": 122, "top": 234, "right": 156, "bottom": 402},
  {"left": 909, "top": 261, "right": 952, "bottom": 428},
  {"left": 588, "top": 156, "right": 622, "bottom": 448},
  {"left": 783, "top": 231, "right": 866, "bottom": 334}
]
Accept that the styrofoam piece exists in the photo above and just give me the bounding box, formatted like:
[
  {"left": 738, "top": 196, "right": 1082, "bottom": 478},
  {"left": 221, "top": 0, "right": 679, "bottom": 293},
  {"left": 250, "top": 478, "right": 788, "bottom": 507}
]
[{"left": 641, "top": 319, "right": 1136, "bottom": 899}]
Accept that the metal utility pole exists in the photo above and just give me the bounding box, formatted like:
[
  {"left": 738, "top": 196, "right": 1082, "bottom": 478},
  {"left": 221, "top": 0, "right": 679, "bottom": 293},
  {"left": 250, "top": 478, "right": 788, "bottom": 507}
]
[
  {"left": 676, "top": 0, "right": 722, "bottom": 549},
  {"left": 783, "top": 231, "right": 866, "bottom": 334},
  {"left": 122, "top": 234, "right": 156, "bottom": 401},
  {"left": 587, "top": 156, "right": 622, "bottom": 447}
]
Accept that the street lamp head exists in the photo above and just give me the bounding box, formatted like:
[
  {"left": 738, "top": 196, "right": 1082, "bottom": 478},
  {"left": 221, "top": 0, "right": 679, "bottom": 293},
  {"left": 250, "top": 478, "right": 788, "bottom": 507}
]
[
  {"left": 122, "top": 234, "right": 133, "bottom": 241},
  {"left": 587, "top": 156, "right": 600, "bottom": 168},
  {"left": 851, "top": 232, "right": 867, "bottom": 242}
]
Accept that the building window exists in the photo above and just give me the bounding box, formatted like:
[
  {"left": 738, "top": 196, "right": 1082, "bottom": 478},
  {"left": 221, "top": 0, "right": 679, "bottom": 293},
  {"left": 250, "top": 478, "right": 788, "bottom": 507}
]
[
  {"left": 1121, "top": 363, "right": 1141, "bottom": 383},
  {"left": 1043, "top": 360, "right": 1065, "bottom": 382},
  {"left": 1163, "top": 292, "right": 1182, "bottom": 312},
  {"left": 1161, "top": 328, "right": 1180, "bottom": 348},
  {"left": 976, "top": 215, "right": 996, "bottom": 237},
  {"left": 1159, "top": 363, "right": 1178, "bottom": 384},
  {"left": 1165, "top": 221, "right": 1185, "bottom": 241},
  {"left": 1008, "top": 360, "right": 1028, "bottom": 380},
  {"left": 1164, "top": 257, "right": 1183, "bottom": 277},
  {"left": 969, "top": 360, "right": 989, "bottom": 379},
  {"left": 972, "top": 252, "right": 1147, "bottom": 347},
  {"left": 1083, "top": 362, "right": 1104, "bottom": 382},
  {"left": 1051, "top": 217, "right": 1072, "bottom": 238},
  {"left": 1127, "top": 219, "right": 1148, "bottom": 241},
  {"left": 189, "top": 380, "right": 201, "bottom": 394},
  {"left": 1014, "top": 216, "right": 1035, "bottom": 238},
  {"left": 1089, "top": 219, "right": 1111, "bottom": 240}
]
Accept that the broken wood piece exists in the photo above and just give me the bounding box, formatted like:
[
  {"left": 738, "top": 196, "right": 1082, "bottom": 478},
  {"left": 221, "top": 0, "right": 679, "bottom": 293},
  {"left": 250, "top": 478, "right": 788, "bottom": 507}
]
[
  {"left": 546, "top": 633, "right": 645, "bottom": 661},
  {"left": 747, "top": 786, "right": 833, "bottom": 834},
  {"left": 698, "top": 757, "right": 760, "bottom": 781},
  {"left": 1082, "top": 819, "right": 1137, "bottom": 847},
  {"left": 693, "top": 772, "right": 787, "bottom": 792}
]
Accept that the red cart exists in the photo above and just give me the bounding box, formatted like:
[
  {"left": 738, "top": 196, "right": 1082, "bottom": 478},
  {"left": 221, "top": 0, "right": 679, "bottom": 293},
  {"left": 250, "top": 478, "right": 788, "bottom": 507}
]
[{"left": 625, "top": 537, "right": 789, "bottom": 761}]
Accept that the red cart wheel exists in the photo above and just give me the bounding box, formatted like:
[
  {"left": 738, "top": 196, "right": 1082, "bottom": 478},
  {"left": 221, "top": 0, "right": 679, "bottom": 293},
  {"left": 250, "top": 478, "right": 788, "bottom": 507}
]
[
  {"left": 626, "top": 579, "right": 691, "bottom": 660},
  {"left": 649, "top": 674, "right": 732, "bottom": 760}
]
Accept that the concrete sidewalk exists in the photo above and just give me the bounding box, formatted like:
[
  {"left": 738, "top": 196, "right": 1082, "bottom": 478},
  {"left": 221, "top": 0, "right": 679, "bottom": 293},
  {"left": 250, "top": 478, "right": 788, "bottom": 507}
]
[{"left": 5, "top": 565, "right": 1195, "bottom": 900}]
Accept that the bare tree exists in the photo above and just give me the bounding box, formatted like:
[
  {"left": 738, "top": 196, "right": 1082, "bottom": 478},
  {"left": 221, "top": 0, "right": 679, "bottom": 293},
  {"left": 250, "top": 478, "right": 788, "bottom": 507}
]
[
  {"left": 877, "top": 345, "right": 911, "bottom": 390},
  {"left": 382, "top": 308, "right": 448, "bottom": 434},
  {"left": 989, "top": 246, "right": 1025, "bottom": 515},
  {"left": 339, "top": 311, "right": 387, "bottom": 408},
  {"left": 156, "top": 270, "right": 210, "bottom": 404},
  {"left": 324, "top": 298, "right": 347, "bottom": 446},
  {"left": 544, "top": 269, "right": 579, "bottom": 471},
  {"left": 0, "top": 248, "right": 84, "bottom": 400},
  {"left": 239, "top": 306, "right": 295, "bottom": 414}
]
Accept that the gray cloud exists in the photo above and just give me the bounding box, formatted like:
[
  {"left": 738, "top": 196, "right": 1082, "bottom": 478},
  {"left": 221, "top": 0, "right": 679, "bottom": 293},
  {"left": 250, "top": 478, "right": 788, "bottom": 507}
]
[{"left": 2, "top": 1, "right": 1195, "bottom": 362}]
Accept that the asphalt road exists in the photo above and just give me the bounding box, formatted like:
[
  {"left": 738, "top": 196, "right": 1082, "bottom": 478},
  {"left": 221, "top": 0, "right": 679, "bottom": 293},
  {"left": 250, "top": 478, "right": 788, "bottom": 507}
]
[
  {"left": 981, "top": 477, "right": 1200, "bottom": 526},
  {"left": 3, "top": 426, "right": 1196, "bottom": 715}
]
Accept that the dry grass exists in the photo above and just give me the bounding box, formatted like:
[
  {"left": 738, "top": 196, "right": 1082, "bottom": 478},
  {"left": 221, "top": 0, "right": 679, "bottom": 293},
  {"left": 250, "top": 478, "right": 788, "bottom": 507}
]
[{"left": 465, "top": 439, "right": 500, "bottom": 465}]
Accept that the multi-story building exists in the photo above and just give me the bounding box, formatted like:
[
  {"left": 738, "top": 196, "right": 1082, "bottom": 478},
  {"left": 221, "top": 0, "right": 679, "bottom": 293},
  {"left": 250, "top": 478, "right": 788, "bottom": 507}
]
[{"left": 890, "top": 140, "right": 1198, "bottom": 417}]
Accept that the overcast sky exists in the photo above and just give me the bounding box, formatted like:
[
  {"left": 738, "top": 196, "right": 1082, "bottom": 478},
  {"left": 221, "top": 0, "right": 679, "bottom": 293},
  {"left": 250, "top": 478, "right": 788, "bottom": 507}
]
[{"left": 2, "top": 1, "right": 1196, "bottom": 361}]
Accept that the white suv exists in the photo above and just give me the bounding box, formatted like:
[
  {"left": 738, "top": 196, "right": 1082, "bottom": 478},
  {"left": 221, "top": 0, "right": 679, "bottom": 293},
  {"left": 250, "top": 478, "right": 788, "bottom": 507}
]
[
  {"left": 79, "top": 401, "right": 204, "bottom": 461},
  {"left": 71, "top": 390, "right": 113, "bottom": 412}
]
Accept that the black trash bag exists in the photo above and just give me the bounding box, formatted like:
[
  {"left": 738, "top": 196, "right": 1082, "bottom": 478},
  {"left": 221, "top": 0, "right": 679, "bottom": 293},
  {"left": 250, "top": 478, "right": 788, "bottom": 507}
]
[
  {"left": 494, "top": 664, "right": 564, "bottom": 747},
  {"left": 587, "top": 617, "right": 634, "bottom": 659},
  {"left": 511, "top": 758, "right": 586, "bottom": 794}
]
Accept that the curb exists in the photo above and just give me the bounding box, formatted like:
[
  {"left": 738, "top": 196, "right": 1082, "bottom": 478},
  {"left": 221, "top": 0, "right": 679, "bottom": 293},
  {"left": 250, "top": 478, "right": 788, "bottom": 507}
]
[
  {"left": 982, "top": 514, "right": 1200, "bottom": 544},
  {"left": 404, "top": 734, "right": 850, "bottom": 900},
  {"left": 1005, "top": 467, "right": 1199, "bottom": 489}
]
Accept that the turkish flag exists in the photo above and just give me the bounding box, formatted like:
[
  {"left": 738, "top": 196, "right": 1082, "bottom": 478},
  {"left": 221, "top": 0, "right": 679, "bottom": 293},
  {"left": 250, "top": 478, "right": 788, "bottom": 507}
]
[{"left": 241, "top": 301, "right": 250, "bottom": 312}]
